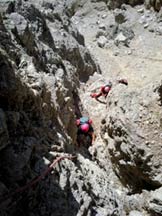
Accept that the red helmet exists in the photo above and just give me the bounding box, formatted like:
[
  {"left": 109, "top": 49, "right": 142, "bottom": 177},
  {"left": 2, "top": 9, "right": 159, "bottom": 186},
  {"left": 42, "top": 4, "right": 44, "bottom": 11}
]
[
  {"left": 81, "top": 123, "right": 89, "bottom": 132},
  {"left": 104, "top": 86, "right": 111, "bottom": 93}
]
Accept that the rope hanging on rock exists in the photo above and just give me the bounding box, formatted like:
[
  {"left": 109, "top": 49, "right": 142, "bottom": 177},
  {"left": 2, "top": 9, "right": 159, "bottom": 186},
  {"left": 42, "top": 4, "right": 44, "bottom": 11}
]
[{"left": 0, "top": 154, "right": 77, "bottom": 204}]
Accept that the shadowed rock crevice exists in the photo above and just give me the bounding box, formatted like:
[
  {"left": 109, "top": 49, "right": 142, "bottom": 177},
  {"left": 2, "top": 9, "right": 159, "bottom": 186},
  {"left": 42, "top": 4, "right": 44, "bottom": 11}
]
[
  {"left": 105, "top": 0, "right": 144, "bottom": 10},
  {"left": 157, "top": 83, "right": 162, "bottom": 106}
]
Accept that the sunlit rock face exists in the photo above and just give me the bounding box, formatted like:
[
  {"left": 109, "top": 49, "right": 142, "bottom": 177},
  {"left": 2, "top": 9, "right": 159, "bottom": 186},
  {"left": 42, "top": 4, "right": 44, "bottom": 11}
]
[{"left": 102, "top": 82, "right": 162, "bottom": 192}]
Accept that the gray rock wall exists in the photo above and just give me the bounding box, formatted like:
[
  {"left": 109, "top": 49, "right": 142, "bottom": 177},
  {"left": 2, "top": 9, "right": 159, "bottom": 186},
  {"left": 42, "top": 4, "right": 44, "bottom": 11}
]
[
  {"left": 101, "top": 0, "right": 162, "bottom": 11},
  {"left": 107, "top": 0, "right": 144, "bottom": 9},
  {"left": 1, "top": 0, "right": 162, "bottom": 215},
  {"left": 145, "top": 0, "right": 162, "bottom": 11},
  {"left": 0, "top": 1, "right": 101, "bottom": 215},
  {"left": 101, "top": 82, "right": 162, "bottom": 192}
]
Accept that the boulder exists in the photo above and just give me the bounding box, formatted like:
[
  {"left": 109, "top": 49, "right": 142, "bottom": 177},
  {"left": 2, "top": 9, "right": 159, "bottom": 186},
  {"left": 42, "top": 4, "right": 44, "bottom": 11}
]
[
  {"left": 97, "top": 35, "right": 108, "bottom": 47},
  {"left": 115, "top": 32, "right": 128, "bottom": 45},
  {"left": 114, "top": 9, "right": 127, "bottom": 24}
]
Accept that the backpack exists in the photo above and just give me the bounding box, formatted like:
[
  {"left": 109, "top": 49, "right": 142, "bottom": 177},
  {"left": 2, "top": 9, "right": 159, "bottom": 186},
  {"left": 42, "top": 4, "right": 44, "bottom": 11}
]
[
  {"left": 76, "top": 116, "right": 92, "bottom": 126},
  {"left": 80, "top": 117, "right": 89, "bottom": 124}
]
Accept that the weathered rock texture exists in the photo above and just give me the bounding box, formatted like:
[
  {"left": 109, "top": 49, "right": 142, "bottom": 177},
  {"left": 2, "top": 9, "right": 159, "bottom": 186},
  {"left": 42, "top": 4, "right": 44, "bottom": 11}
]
[
  {"left": 145, "top": 0, "right": 162, "bottom": 11},
  {"left": 0, "top": 0, "right": 105, "bottom": 215},
  {"left": 1, "top": 0, "right": 162, "bottom": 216},
  {"left": 107, "top": 0, "right": 162, "bottom": 11},
  {"left": 102, "top": 82, "right": 162, "bottom": 192},
  {"left": 107, "top": 0, "right": 144, "bottom": 9}
]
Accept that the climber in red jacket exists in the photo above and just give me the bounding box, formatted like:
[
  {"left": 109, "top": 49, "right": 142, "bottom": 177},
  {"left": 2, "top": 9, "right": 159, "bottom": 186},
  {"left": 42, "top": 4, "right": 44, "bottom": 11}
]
[
  {"left": 90, "top": 79, "right": 128, "bottom": 99},
  {"left": 90, "top": 82, "right": 112, "bottom": 99}
]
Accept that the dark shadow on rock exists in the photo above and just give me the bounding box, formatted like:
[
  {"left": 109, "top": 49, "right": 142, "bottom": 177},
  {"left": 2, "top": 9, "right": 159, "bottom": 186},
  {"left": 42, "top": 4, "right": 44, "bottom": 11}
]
[
  {"left": 75, "top": 146, "right": 93, "bottom": 160},
  {"left": 29, "top": 159, "right": 80, "bottom": 216},
  {"left": 111, "top": 158, "right": 161, "bottom": 194},
  {"left": 64, "top": 171, "right": 80, "bottom": 216},
  {"left": 157, "top": 84, "right": 162, "bottom": 106},
  {"left": 90, "top": 208, "right": 99, "bottom": 216},
  {"left": 73, "top": 90, "right": 83, "bottom": 118},
  {"left": 95, "top": 98, "right": 107, "bottom": 105},
  {"left": 0, "top": 46, "right": 77, "bottom": 215},
  {"left": 108, "top": 0, "right": 144, "bottom": 10},
  {"left": 0, "top": 155, "right": 80, "bottom": 216},
  {"left": 75, "top": 131, "right": 93, "bottom": 160}
]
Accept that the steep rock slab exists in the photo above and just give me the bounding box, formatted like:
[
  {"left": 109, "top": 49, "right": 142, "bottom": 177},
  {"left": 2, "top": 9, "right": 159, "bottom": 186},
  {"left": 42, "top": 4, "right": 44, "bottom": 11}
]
[
  {"left": 101, "top": 82, "right": 162, "bottom": 192},
  {"left": 0, "top": 0, "right": 105, "bottom": 215},
  {"left": 27, "top": 152, "right": 126, "bottom": 216},
  {"left": 148, "top": 187, "right": 162, "bottom": 215},
  {"left": 0, "top": 0, "right": 101, "bottom": 146},
  {"left": 107, "top": 0, "right": 144, "bottom": 9}
]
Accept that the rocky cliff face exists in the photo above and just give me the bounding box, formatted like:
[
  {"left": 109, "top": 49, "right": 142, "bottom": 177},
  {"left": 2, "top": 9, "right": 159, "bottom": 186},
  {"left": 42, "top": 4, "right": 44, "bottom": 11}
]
[
  {"left": 0, "top": 0, "right": 162, "bottom": 216},
  {"left": 0, "top": 0, "right": 101, "bottom": 215},
  {"left": 102, "top": 83, "right": 162, "bottom": 191},
  {"left": 107, "top": 0, "right": 162, "bottom": 11}
]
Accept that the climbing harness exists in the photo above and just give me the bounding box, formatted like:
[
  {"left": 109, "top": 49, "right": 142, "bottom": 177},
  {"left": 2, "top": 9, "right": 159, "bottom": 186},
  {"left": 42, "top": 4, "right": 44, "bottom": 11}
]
[{"left": 0, "top": 154, "right": 77, "bottom": 204}]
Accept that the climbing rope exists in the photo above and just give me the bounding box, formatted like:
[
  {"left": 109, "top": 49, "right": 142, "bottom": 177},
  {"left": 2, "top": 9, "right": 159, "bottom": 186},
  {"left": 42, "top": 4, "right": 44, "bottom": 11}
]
[{"left": 0, "top": 154, "right": 77, "bottom": 204}]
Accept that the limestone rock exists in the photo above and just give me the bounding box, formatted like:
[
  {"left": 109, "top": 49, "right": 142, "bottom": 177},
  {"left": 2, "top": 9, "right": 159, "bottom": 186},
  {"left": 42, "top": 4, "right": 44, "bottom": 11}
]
[
  {"left": 98, "top": 23, "right": 106, "bottom": 30},
  {"left": 0, "top": 0, "right": 104, "bottom": 215},
  {"left": 107, "top": 0, "right": 145, "bottom": 9},
  {"left": 144, "top": 0, "right": 162, "bottom": 11},
  {"left": 148, "top": 187, "right": 162, "bottom": 215},
  {"left": 115, "top": 32, "right": 128, "bottom": 44},
  {"left": 34, "top": 153, "right": 126, "bottom": 216},
  {"left": 114, "top": 9, "right": 127, "bottom": 24},
  {"left": 114, "top": 28, "right": 134, "bottom": 46},
  {"left": 129, "top": 210, "right": 143, "bottom": 216},
  {"left": 97, "top": 35, "right": 108, "bottom": 47},
  {"left": 102, "top": 82, "right": 162, "bottom": 191},
  {"left": 1, "top": 0, "right": 162, "bottom": 215},
  {"left": 137, "top": 8, "right": 144, "bottom": 13}
]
